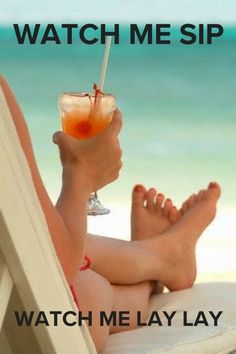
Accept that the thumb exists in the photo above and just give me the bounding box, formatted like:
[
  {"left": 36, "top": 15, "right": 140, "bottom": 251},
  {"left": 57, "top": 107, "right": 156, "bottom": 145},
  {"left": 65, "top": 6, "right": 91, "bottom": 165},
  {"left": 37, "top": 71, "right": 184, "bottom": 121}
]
[
  {"left": 52, "top": 131, "right": 65, "bottom": 145},
  {"left": 105, "top": 109, "right": 122, "bottom": 136}
]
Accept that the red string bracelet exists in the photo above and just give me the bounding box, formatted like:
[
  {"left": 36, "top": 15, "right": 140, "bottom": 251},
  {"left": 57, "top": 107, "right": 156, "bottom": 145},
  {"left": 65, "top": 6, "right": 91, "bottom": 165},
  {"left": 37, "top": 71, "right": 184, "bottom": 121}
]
[{"left": 70, "top": 255, "right": 92, "bottom": 309}]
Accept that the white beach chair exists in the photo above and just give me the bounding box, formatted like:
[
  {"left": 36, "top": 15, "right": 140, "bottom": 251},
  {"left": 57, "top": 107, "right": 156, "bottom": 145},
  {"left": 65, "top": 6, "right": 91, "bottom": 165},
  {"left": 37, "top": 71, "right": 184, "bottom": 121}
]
[{"left": 0, "top": 81, "right": 236, "bottom": 354}]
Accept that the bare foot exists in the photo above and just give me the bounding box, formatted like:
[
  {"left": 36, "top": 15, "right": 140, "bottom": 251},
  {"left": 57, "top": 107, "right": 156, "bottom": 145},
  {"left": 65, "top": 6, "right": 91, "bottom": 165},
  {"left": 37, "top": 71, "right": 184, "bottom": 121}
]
[
  {"left": 142, "top": 182, "right": 221, "bottom": 291},
  {"left": 131, "top": 184, "right": 180, "bottom": 241}
]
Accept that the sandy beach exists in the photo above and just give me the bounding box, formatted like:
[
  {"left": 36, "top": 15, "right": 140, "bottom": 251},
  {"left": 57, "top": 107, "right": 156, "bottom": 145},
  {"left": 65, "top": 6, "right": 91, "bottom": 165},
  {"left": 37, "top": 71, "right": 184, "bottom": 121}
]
[{"left": 88, "top": 204, "right": 236, "bottom": 283}]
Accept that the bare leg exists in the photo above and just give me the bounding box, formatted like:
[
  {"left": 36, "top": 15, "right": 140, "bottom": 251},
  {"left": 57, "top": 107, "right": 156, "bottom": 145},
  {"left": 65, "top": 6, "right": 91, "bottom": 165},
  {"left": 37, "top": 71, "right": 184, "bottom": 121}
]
[
  {"left": 74, "top": 181, "right": 220, "bottom": 352},
  {"left": 74, "top": 270, "right": 154, "bottom": 352},
  {"left": 85, "top": 182, "right": 220, "bottom": 289},
  {"left": 86, "top": 234, "right": 155, "bottom": 284},
  {"left": 85, "top": 184, "right": 179, "bottom": 284}
]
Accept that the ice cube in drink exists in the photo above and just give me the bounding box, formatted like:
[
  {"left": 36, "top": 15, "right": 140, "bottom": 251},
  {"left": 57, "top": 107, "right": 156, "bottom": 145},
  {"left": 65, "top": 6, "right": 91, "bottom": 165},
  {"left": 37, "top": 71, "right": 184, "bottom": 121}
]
[{"left": 59, "top": 92, "right": 115, "bottom": 140}]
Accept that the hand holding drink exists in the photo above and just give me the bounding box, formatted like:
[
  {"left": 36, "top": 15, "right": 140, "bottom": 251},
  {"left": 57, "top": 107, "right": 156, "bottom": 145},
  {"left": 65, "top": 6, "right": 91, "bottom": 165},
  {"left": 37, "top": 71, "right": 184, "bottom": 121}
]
[
  {"left": 54, "top": 109, "right": 122, "bottom": 190},
  {"left": 58, "top": 37, "right": 122, "bottom": 215}
]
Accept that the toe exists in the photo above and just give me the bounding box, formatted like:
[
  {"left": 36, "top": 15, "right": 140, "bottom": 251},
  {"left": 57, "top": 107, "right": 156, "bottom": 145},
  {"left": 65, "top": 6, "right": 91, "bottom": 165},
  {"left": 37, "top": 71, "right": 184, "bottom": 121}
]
[
  {"left": 163, "top": 198, "right": 173, "bottom": 217},
  {"left": 180, "top": 200, "right": 188, "bottom": 214},
  {"left": 187, "top": 194, "right": 196, "bottom": 208},
  {"left": 146, "top": 188, "right": 157, "bottom": 210},
  {"left": 155, "top": 193, "right": 165, "bottom": 211},
  {"left": 132, "top": 184, "right": 146, "bottom": 208},
  {"left": 196, "top": 190, "right": 205, "bottom": 202},
  {"left": 181, "top": 193, "right": 196, "bottom": 213},
  {"left": 169, "top": 206, "right": 179, "bottom": 223},
  {"left": 207, "top": 182, "right": 221, "bottom": 200}
]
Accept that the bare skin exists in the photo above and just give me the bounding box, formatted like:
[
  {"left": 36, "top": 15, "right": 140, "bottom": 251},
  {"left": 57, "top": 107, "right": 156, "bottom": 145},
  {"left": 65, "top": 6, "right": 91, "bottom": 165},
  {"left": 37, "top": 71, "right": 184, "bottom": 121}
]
[
  {"left": 53, "top": 121, "right": 221, "bottom": 347},
  {"left": 140, "top": 182, "right": 221, "bottom": 291},
  {"left": 1, "top": 75, "right": 221, "bottom": 353},
  {"left": 131, "top": 184, "right": 180, "bottom": 240},
  {"left": 1, "top": 76, "right": 155, "bottom": 352},
  {"left": 59, "top": 136, "right": 221, "bottom": 348},
  {"left": 130, "top": 184, "right": 181, "bottom": 293}
]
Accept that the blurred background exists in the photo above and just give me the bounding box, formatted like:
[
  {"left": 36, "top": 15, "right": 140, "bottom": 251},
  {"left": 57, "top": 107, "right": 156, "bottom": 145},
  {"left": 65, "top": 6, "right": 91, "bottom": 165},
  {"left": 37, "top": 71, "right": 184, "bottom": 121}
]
[{"left": 1, "top": 0, "right": 236, "bottom": 281}]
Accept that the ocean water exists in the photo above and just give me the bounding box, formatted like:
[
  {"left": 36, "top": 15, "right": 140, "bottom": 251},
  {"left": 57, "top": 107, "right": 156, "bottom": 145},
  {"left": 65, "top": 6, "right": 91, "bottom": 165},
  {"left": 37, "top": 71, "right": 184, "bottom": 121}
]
[{"left": 1, "top": 25, "right": 236, "bottom": 209}]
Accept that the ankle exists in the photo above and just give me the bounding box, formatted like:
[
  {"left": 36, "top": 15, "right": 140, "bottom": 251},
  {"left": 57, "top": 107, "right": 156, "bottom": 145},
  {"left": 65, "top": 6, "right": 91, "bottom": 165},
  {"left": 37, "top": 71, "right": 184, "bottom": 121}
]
[{"left": 149, "top": 280, "right": 164, "bottom": 295}]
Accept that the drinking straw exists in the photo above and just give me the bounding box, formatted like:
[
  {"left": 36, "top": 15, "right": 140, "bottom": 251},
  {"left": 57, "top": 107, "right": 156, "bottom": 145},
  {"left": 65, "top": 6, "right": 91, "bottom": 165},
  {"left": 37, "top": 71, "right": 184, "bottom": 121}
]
[
  {"left": 99, "top": 36, "right": 112, "bottom": 91},
  {"left": 93, "top": 36, "right": 112, "bottom": 204}
]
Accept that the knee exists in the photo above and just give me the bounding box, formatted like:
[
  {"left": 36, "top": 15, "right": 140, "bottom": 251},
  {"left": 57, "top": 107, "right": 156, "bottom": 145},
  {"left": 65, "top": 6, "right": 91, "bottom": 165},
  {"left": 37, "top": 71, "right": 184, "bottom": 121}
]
[
  {"left": 77, "top": 270, "right": 113, "bottom": 309},
  {"left": 74, "top": 270, "right": 114, "bottom": 353}
]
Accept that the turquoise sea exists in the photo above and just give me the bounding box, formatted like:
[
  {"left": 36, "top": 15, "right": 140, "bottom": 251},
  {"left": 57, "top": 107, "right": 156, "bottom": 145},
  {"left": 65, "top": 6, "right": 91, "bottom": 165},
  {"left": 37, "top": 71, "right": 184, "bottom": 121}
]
[{"left": 1, "top": 25, "right": 236, "bottom": 208}]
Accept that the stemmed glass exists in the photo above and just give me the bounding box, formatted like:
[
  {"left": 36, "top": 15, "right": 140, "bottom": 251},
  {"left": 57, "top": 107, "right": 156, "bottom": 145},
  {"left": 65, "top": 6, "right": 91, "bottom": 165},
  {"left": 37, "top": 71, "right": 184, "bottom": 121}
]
[{"left": 58, "top": 91, "right": 116, "bottom": 215}]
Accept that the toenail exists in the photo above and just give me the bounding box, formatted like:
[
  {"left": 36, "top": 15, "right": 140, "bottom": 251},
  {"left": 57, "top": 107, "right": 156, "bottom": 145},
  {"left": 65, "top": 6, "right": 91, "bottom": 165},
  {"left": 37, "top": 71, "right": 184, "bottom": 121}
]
[
  {"left": 158, "top": 193, "right": 163, "bottom": 197},
  {"left": 149, "top": 188, "right": 156, "bottom": 193},
  {"left": 209, "top": 182, "right": 217, "bottom": 188},
  {"left": 134, "top": 185, "right": 143, "bottom": 192},
  {"left": 172, "top": 206, "right": 177, "bottom": 209},
  {"left": 166, "top": 198, "right": 171, "bottom": 202}
]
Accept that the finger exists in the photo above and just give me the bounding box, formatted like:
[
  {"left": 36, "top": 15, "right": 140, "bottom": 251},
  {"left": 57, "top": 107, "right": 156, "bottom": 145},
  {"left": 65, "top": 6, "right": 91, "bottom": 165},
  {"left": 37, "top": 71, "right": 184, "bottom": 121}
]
[
  {"left": 105, "top": 109, "right": 122, "bottom": 136},
  {"left": 52, "top": 131, "right": 64, "bottom": 144},
  {"left": 52, "top": 131, "right": 73, "bottom": 149}
]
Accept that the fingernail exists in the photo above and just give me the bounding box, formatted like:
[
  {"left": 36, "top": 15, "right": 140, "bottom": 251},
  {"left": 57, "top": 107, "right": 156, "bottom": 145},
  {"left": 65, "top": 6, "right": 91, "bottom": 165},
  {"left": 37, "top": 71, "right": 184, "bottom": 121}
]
[
  {"left": 52, "top": 135, "right": 57, "bottom": 144},
  {"left": 52, "top": 131, "right": 62, "bottom": 144},
  {"left": 134, "top": 185, "right": 143, "bottom": 192}
]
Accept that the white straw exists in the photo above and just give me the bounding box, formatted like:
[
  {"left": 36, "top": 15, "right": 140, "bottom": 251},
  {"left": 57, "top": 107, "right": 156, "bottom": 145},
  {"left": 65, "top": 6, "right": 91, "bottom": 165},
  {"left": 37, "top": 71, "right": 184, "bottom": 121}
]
[{"left": 99, "top": 37, "right": 112, "bottom": 91}]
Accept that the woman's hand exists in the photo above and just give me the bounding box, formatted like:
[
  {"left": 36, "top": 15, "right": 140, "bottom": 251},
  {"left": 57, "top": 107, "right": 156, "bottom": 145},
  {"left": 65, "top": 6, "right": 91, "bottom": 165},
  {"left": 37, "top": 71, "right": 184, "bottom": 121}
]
[{"left": 53, "top": 109, "right": 123, "bottom": 193}]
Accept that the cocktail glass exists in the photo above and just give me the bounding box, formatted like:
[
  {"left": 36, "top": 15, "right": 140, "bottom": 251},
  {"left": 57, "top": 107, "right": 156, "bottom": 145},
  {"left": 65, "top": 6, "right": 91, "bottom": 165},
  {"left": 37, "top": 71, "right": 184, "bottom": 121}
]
[{"left": 58, "top": 91, "right": 116, "bottom": 215}]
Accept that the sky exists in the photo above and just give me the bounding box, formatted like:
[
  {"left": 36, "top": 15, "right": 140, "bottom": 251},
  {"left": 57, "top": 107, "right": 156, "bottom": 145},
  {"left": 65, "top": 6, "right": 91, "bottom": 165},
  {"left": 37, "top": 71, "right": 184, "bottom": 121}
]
[{"left": 0, "top": 0, "right": 236, "bottom": 24}]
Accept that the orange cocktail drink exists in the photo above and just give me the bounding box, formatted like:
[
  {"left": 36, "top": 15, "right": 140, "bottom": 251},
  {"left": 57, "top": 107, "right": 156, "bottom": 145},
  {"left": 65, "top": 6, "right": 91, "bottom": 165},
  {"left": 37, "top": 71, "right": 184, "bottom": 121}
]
[{"left": 59, "top": 90, "right": 116, "bottom": 140}]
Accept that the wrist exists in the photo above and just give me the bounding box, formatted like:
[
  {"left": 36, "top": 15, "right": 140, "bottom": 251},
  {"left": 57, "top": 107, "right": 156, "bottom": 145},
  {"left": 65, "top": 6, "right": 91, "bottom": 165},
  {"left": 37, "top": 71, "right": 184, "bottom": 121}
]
[{"left": 62, "top": 166, "right": 93, "bottom": 196}]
